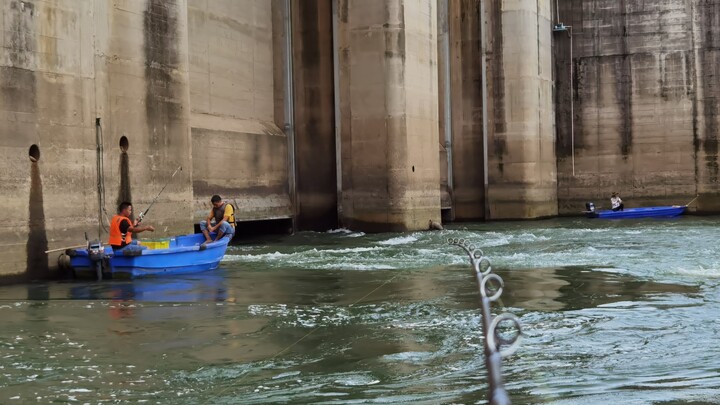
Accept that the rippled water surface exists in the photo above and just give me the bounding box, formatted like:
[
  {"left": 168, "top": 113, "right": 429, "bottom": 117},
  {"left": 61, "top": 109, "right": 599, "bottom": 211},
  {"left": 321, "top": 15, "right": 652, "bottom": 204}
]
[{"left": 2, "top": 217, "right": 720, "bottom": 404}]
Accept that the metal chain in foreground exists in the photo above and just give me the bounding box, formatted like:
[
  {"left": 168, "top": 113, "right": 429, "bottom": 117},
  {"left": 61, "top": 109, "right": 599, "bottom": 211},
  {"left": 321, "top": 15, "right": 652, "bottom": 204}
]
[{"left": 449, "top": 238, "right": 522, "bottom": 405}]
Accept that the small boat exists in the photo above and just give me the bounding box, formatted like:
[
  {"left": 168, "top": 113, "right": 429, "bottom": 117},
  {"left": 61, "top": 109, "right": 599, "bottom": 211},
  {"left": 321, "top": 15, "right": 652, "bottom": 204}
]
[
  {"left": 67, "top": 233, "right": 230, "bottom": 279},
  {"left": 585, "top": 205, "right": 687, "bottom": 219}
]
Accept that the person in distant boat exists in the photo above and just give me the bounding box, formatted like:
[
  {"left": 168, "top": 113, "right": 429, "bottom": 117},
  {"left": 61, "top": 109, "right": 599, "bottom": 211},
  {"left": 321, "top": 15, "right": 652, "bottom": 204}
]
[
  {"left": 610, "top": 192, "right": 624, "bottom": 212},
  {"left": 109, "top": 201, "right": 155, "bottom": 250},
  {"left": 200, "top": 195, "right": 236, "bottom": 243}
]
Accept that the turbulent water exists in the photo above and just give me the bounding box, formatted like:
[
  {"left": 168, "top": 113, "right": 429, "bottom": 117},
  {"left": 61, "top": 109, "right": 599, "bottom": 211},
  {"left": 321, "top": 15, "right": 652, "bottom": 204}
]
[{"left": 1, "top": 217, "right": 720, "bottom": 404}]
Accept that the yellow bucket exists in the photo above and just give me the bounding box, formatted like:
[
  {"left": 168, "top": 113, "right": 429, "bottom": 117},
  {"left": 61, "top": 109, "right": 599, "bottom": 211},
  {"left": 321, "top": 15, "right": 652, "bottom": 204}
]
[{"left": 139, "top": 239, "right": 170, "bottom": 249}]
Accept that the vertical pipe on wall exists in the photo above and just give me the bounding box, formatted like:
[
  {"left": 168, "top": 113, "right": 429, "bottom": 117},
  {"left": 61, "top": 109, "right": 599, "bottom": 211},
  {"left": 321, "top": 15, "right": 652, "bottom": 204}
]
[
  {"left": 283, "top": 0, "right": 297, "bottom": 232},
  {"left": 439, "top": 0, "right": 454, "bottom": 217},
  {"left": 555, "top": 0, "right": 560, "bottom": 24},
  {"left": 95, "top": 118, "right": 104, "bottom": 238},
  {"left": 479, "top": 0, "right": 490, "bottom": 220},
  {"left": 569, "top": 27, "right": 575, "bottom": 176},
  {"left": 332, "top": 0, "right": 342, "bottom": 225}
]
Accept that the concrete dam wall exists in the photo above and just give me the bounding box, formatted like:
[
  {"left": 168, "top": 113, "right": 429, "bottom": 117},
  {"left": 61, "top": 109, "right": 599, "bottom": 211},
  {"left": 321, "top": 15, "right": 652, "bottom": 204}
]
[
  {"left": 1, "top": 0, "right": 718, "bottom": 277},
  {"left": 554, "top": 0, "right": 720, "bottom": 212}
]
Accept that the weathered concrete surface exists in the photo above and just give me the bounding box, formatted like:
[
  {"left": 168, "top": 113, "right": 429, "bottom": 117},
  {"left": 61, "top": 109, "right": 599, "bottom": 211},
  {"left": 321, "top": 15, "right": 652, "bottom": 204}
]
[
  {"left": 554, "top": 1, "right": 706, "bottom": 212},
  {"left": 486, "top": 0, "right": 557, "bottom": 219},
  {"left": 292, "top": 0, "right": 337, "bottom": 231},
  {"left": 0, "top": 0, "right": 194, "bottom": 277},
  {"left": 187, "top": 0, "right": 291, "bottom": 221},
  {"left": 105, "top": 0, "right": 194, "bottom": 235},
  {"left": 337, "top": 0, "right": 441, "bottom": 231}
]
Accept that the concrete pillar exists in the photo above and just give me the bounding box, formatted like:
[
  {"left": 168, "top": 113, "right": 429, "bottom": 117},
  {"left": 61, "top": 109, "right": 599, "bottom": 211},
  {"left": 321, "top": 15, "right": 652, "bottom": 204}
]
[
  {"left": 337, "top": 0, "right": 441, "bottom": 232},
  {"left": 486, "top": 0, "right": 557, "bottom": 218}
]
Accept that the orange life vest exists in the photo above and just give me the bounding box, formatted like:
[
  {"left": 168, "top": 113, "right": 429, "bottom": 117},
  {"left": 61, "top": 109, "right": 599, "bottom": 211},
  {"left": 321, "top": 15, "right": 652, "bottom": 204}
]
[{"left": 108, "top": 215, "right": 133, "bottom": 246}]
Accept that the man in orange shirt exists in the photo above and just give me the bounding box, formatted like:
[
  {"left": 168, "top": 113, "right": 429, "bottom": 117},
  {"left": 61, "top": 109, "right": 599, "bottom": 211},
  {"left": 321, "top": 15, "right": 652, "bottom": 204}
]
[{"left": 109, "top": 202, "right": 155, "bottom": 250}]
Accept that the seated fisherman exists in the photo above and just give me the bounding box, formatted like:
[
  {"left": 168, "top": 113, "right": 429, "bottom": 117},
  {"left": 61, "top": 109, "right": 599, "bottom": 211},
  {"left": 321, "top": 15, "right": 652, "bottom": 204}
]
[
  {"left": 200, "top": 195, "right": 236, "bottom": 243},
  {"left": 611, "top": 192, "right": 624, "bottom": 212}
]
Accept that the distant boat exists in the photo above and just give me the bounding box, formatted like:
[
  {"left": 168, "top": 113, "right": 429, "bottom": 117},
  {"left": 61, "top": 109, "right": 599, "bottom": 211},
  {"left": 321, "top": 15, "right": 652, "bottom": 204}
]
[
  {"left": 67, "top": 233, "right": 230, "bottom": 279},
  {"left": 585, "top": 205, "right": 687, "bottom": 219}
]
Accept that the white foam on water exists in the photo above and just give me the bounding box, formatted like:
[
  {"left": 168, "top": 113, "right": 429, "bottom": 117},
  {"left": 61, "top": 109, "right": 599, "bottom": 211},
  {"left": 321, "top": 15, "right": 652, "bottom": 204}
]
[
  {"left": 327, "top": 228, "right": 366, "bottom": 237},
  {"left": 315, "top": 263, "right": 396, "bottom": 271},
  {"left": 272, "top": 371, "right": 301, "bottom": 380},
  {"left": 344, "top": 232, "right": 366, "bottom": 238},
  {"left": 517, "top": 233, "right": 551, "bottom": 242},
  {"left": 223, "top": 251, "right": 294, "bottom": 262},
  {"left": 377, "top": 235, "right": 418, "bottom": 245},
  {"left": 329, "top": 247, "right": 383, "bottom": 254},
  {"left": 381, "top": 351, "right": 435, "bottom": 362},
  {"left": 569, "top": 228, "right": 612, "bottom": 234},
  {"left": 332, "top": 373, "right": 380, "bottom": 386},
  {"left": 326, "top": 228, "right": 353, "bottom": 234},
  {"left": 590, "top": 267, "right": 629, "bottom": 274},
  {"left": 666, "top": 265, "right": 720, "bottom": 279}
]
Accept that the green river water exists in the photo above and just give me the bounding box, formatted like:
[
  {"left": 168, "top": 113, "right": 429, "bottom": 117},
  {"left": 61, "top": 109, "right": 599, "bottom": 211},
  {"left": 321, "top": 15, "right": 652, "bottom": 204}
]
[{"left": 1, "top": 217, "right": 719, "bottom": 404}]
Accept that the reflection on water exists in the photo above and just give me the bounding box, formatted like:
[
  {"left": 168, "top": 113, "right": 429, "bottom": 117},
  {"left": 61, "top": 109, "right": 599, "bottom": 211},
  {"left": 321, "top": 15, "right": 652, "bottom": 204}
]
[
  {"left": 1, "top": 217, "right": 720, "bottom": 404},
  {"left": 499, "top": 267, "right": 699, "bottom": 312},
  {"left": 67, "top": 273, "right": 229, "bottom": 303}
]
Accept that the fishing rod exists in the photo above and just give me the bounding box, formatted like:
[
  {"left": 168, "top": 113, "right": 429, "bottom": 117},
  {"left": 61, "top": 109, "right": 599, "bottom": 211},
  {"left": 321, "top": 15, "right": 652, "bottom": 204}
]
[
  {"left": 449, "top": 238, "right": 522, "bottom": 405},
  {"left": 136, "top": 165, "right": 182, "bottom": 224}
]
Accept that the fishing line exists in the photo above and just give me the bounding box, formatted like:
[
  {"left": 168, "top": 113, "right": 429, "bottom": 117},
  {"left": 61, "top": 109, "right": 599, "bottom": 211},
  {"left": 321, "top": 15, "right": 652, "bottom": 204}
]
[{"left": 136, "top": 165, "right": 182, "bottom": 224}]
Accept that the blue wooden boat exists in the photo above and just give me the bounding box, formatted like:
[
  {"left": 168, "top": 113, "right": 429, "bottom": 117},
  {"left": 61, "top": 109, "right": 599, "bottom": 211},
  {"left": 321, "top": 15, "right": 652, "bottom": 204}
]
[
  {"left": 67, "top": 233, "right": 230, "bottom": 279},
  {"left": 585, "top": 205, "right": 687, "bottom": 219}
]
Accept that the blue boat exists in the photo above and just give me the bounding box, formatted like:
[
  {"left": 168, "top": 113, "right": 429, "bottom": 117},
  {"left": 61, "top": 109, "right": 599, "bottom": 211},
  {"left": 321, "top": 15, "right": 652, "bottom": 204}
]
[
  {"left": 67, "top": 233, "right": 230, "bottom": 279},
  {"left": 585, "top": 205, "right": 687, "bottom": 219}
]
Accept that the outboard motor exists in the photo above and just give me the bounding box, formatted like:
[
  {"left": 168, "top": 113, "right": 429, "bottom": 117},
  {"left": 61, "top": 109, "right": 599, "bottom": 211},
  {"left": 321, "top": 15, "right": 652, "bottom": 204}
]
[
  {"left": 87, "top": 239, "right": 105, "bottom": 281},
  {"left": 585, "top": 202, "right": 596, "bottom": 212}
]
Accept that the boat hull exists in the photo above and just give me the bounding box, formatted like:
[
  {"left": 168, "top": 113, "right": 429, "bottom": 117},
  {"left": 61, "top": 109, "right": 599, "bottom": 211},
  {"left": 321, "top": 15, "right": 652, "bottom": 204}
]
[
  {"left": 68, "top": 233, "right": 230, "bottom": 279},
  {"left": 586, "top": 205, "right": 687, "bottom": 219}
]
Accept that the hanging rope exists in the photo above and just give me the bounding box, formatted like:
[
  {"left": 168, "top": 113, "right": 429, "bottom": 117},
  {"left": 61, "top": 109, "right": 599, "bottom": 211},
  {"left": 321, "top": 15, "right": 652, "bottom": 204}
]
[{"left": 95, "top": 119, "right": 110, "bottom": 235}]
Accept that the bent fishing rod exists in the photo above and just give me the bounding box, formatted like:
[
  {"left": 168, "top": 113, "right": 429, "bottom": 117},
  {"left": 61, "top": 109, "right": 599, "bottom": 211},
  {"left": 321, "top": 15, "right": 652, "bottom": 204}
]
[{"left": 136, "top": 165, "right": 182, "bottom": 224}]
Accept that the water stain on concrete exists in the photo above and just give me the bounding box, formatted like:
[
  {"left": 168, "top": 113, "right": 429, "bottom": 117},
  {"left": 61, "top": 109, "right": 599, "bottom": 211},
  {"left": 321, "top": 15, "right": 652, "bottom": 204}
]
[
  {"left": 615, "top": 0, "right": 633, "bottom": 158},
  {"left": 26, "top": 162, "right": 49, "bottom": 279},
  {"left": 615, "top": 54, "right": 633, "bottom": 158},
  {"left": 489, "top": 0, "right": 506, "bottom": 173},
  {"left": 117, "top": 152, "right": 133, "bottom": 218},
  {"left": 143, "top": 0, "right": 181, "bottom": 152},
  {"left": 698, "top": 1, "right": 720, "bottom": 182},
  {"left": 554, "top": 30, "right": 574, "bottom": 159},
  {"left": 9, "top": 0, "right": 35, "bottom": 67}
]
